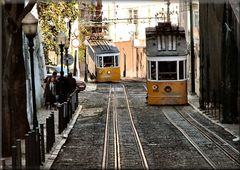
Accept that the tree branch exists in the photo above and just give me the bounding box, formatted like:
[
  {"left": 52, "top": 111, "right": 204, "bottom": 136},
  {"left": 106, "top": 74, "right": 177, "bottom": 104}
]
[{"left": 16, "top": 0, "right": 37, "bottom": 28}]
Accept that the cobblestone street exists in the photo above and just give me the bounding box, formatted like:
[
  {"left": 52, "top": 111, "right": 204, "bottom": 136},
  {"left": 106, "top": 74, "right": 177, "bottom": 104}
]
[{"left": 49, "top": 81, "right": 240, "bottom": 169}]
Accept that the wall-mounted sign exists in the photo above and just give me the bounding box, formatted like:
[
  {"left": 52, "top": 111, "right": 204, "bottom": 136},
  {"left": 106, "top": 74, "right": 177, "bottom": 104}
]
[
  {"left": 72, "top": 38, "right": 80, "bottom": 48},
  {"left": 63, "top": 54, "right": 74, "bottom": 65}
]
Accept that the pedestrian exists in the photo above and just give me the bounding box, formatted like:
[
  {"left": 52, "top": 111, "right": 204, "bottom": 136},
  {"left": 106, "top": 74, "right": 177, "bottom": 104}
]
[
  {"left": 66, "top": 72, "right": 77, "bottom": 96},
  {"left": 44, "top": 71, "right": 58, "bottom": 109}
]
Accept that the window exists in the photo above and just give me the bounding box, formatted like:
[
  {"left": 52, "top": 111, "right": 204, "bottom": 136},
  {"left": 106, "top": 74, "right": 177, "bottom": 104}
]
[
  {"left": 128, "top": 9, "right": 132, "bottom": 23},
  {"left": 115, "top": 55, "right": 119, "bottom": 66},
  {"left": 168, "top": 35, "right": 177, "bottom": 51},
  {"left": 98, "top": 56, "right": 103, "bottom": 67},
  {"left": 150, "top": 61, "right": 156, "bottom": 80},
  {"left": 128, "top": 9, "right": 138, "bottom": 24},
  {"left": 179, "top": 61, "right": 184, "bottom": 79},
  {"left": 133, "top": 10, "right": 138, "bottom": 24},
  {"left": 103, "top": 56, "right": 114, "bottom": 67},
  {"left": 148, "top": 59, "right": 186, "bottom": 81},
  {"left": 158, "top": 61, "right": 177, "bottom": 80},
  {"left": 158, "top": 35, "right": 166, "bottom": 51}
]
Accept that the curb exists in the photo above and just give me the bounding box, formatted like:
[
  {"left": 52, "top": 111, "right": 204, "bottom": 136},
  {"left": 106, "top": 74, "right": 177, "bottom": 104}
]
[{"left": 43, "top": 105, "right": 82, "bottom": 169}]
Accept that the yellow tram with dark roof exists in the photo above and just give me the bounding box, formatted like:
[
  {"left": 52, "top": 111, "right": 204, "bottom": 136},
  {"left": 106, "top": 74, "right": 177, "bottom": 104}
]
[
  {"left": 85, "top": 38, "right": 120, "bottom": 82},
  {"left": 146, "top": 22, "right": 188, "bottom": 105}
]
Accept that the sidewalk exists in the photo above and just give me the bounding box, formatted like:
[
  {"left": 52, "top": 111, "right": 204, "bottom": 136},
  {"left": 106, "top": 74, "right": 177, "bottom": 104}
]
[
  {"left": 188, "top": 94, "right": 239, "bottom": 141},
  {"left": 38, "top": 105, "right": 82, "bottom": 169}
]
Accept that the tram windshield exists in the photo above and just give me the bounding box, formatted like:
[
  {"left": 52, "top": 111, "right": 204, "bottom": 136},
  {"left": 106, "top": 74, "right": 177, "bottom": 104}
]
[
  {"left": 148, "top": 60, "right": 186, "bottom": 81},
  {"left": 96, "top": 55, "right": 119, "bottom": 68},
  {"left": 158, "top": 61, "right": 177, "bottom": 80}
]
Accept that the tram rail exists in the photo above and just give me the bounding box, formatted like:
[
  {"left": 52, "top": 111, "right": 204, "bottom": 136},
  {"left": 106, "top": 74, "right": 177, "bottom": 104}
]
[
  {"left": 102, "top": 84, "right": 149, "bottom": 170},
  {"left": 174, "top": 106, "right": 240, "bottom": 165},
  {"left": 162, "top": 106, "right": 240, "bottom": 169}
]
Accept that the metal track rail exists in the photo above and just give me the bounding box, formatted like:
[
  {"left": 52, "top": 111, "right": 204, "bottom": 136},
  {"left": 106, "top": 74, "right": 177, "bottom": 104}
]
[
  {"left": 112, "top": 87, "right": 121, "bottom": 169},
  {"left": 122, "top": 84, "right": 149, "bottom": 170},
  {"left": 162, "top": 109, "right": 217, "bottom": 169},
  {"left": 174, "top": 106, "right": 240, "bottom": 166},
  {"left": 102, "top": 85, "right": 112, "bottom": 170},
  {"left": 102, "top": 84, "right": 149, "bottom": 169}
]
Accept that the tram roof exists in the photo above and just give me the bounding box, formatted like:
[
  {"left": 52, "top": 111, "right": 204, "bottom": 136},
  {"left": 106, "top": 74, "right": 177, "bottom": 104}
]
[
  {"left": 87, "top": 39, "right": 119, "bottom": 55},
  {"left": 146, "top": 22, "right": 185, "bottom": 35}
]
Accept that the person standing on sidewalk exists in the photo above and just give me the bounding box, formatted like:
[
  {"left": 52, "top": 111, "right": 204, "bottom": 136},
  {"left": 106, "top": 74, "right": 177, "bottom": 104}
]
[
  {"left": 66, "top": 72, "right": 77, "bottom": 97},
  {"left": 44, "top": 71, "right": 58, "bottom": 109},
  {"left": 57, "top": 71, "right": 69, "bottom": 103}
]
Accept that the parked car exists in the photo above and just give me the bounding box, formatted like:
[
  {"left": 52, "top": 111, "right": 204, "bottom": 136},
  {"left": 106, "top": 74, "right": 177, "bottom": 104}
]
[{"left": 45, "top": 65, "right": 86, "bottom": 91}]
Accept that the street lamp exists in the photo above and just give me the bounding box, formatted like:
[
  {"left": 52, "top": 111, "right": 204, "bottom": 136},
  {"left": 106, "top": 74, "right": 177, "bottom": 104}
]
[
  {"left": 83, "top": 39, "right": 89, "bottom": 82},
  {"left": 56, "top": 32, "right": 66, "bottom": 103},
  {"left": 22, "top": 12, "right": 38, "bottom": 129},
  {"left": 56, "top": 32, "right": 66, "bottom": 77},
  {"left": 64, "top": 39, "right": 70, "bottom": 74}
]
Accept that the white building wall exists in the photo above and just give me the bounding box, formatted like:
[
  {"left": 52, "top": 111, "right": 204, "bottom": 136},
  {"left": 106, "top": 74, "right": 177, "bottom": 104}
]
[
  {"left": 23, "top": 2, "right": 46, "bottom": 125},
  {"left": 102, "top": 1, "right": 179, "bottom": 43}
]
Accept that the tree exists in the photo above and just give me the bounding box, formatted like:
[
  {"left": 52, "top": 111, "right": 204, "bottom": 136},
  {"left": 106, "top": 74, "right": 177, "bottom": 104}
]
[
  {"left": 1, "top": 0, "right": 37, "bottom": 156},
  {"left": 37, "top": 0, "right": 79, "bottom": 64}
]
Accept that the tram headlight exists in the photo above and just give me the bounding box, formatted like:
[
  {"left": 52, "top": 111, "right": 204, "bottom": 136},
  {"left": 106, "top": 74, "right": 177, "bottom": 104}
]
[
  {"left": 164, "top": 86, "right": 172, "bottom": 93},
  {"left": 107, "top": 71, "right": 111, "bottom": 74},
  {"left": 99, "top": 70, "right": 102, "bottom": 74},
  {"left": 152, "top": 84, "right": 158, "bottom": 90}
]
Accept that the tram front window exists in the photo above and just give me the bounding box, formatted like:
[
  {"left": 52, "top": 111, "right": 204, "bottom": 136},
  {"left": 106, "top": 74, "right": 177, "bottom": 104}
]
[
  {"left": 103, "top": 56, "right": 114, "bottom": 67},
  {"left": 158, "top": 61, "right": 177, "bottom": 80}
]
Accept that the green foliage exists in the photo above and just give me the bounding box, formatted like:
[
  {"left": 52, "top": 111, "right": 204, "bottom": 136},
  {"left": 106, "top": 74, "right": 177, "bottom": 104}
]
[{"left": 38, "top": 0, "right": 79, "bottom": 56}]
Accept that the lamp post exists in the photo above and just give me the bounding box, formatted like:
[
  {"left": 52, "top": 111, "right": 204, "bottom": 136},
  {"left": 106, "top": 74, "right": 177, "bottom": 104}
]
[
  {"left": 22, "top": 13, "right": 38, "bottom": 129},
  {"left": 64, "top": 39, "right": 70, "bottom": 74},
  {"left": 83, "top": 39, "right": 88, "bottom": 82},
  {"left": 56, "top": 32, "right": 66, "bottom": 103},
  {"left": 56, "top": 32, "right": 66, "bottom": 77}
]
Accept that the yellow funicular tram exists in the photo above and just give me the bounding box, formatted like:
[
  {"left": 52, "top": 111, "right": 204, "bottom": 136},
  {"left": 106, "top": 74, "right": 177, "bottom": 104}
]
[
  {"left": 146, "top": 22, "right": 188, "bottom": 105},
  {"left": 85, "top": 38, "right": 120, "bottom": 82}
]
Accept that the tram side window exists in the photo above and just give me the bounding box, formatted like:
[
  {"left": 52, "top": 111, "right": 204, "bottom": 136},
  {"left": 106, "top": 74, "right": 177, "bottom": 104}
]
[
  {"left": 179, "top": 61, "right": 184, "bottom": 79},
  {"left": 98, "top": 56, "right": 103, "bottom": 67},
  {"left": 115, "top": 55, "right": 119, "bottom": 67},
  {"left": 151, "top": 61, "right": 156, "bottom": 80},
  {"left": 103, "top": 56, "right": 114, "bottom": 67},
  {"left": 158, "top": 61, "right": 177, "bottom": 80}
]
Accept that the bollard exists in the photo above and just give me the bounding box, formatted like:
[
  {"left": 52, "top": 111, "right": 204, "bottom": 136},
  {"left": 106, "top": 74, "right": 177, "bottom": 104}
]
[
  {"left": 30, "top": 130, "right": 37, "bottom": 168},
  {"left": 16, "top": 139, "right": 22, "bottom": 169},
  {"left": 11, "top": 145, "right": 17, "bottom": 169},
  {"left": 67, "top": 98, "right": 71, "bottom": 120},
  {"left": 65, "top": 102, "right": 69, "bottom": 125},
  {"left": 63, "top": 102, "right": 67, "bottom": 128},
  {"left": 1, "top": 159, "right": 6, "bottom": 170},
  {"left": 70, "top": 96, "right": 74, "bottom": 115},
  {"left": 40, "top": 124, "right": 45, "bottom": 163},
  {"left": 50, "top": 112, "right": 55, "bottom": 144},
  {"left": 58, "top": 104, "right": 64, "bottom": 134},
  {"left": 49, "top": 115, "right": 53, "bottom": 150},
  {"left": 76, "top": 90, "right": 79, "bottom": 110},
  {"left": 28, "top": 131, "right": 34, "bottom": 168},
  {"left": 25, "top": 133, "right": 30, "bottom": 168},
  {"left": 35, "top": 128, "right": 41, "bottom": 167},
  {"left": 46, "top": 118, "right": 50, "bottom": 153}
]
